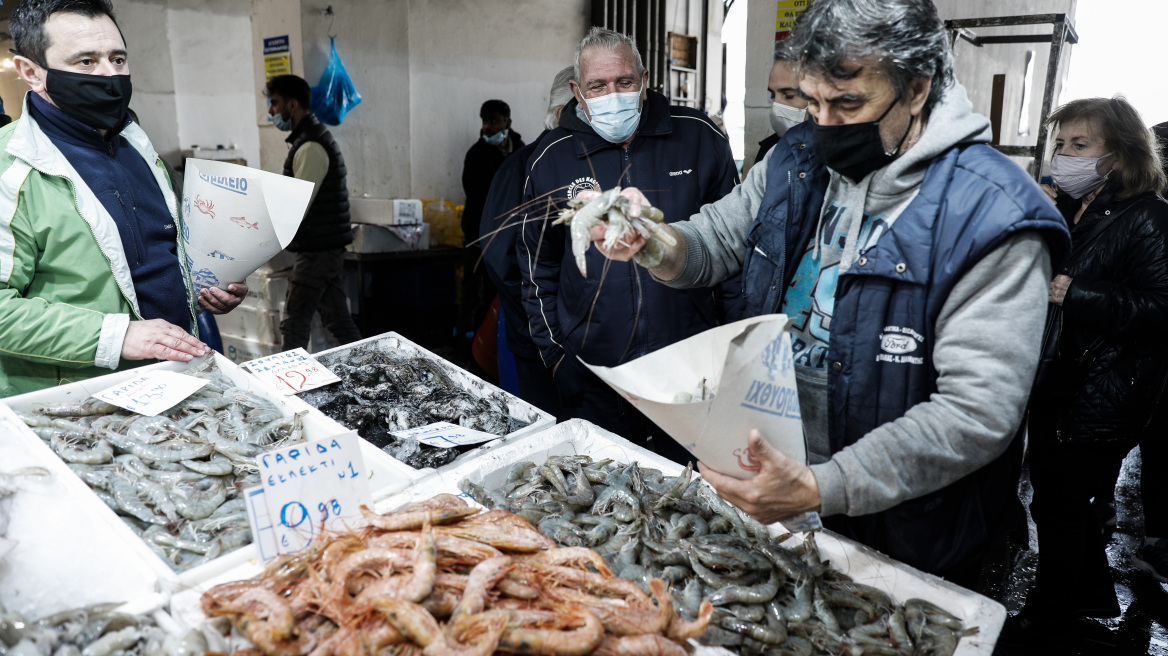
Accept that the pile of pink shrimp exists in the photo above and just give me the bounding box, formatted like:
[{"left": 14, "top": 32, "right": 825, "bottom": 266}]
[{"left": 200, "top": 494, "right": 712, "bottom": 656}]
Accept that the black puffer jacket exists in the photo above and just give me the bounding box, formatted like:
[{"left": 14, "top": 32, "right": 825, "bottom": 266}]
[
  {"left": 284, "top": 113, "right": 353, "bottom": 252},
  {"left": 1038, "top": 185, "right": 1168, "bottom": 442}
]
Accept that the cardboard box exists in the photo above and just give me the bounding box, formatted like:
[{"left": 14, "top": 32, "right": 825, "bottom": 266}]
[
  {"left": 347, "top": 222, "right": 430, "bottom": 253},
  {"left": 350, "top": 198, "right": 424, "bottom": 226}
]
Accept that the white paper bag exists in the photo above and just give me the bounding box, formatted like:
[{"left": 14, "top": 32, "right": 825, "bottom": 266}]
[
  {"left": 581, "top": 315, "right": 805, "bottom": 480},
  {"left": 181, "top": 159, "right": 314, "bottom": 291}
]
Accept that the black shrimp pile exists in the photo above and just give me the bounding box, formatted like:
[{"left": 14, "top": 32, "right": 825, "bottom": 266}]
[{"left": 300, "top": 350, "right": 528, "bottom": 470}]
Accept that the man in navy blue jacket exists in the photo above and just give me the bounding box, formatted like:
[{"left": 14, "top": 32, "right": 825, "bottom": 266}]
[
  {"left": 517, "top": 28, "right": 738, "bottom": 458},
  {"left": 480, "top": 67, "right": 575, "bottom": 418}
]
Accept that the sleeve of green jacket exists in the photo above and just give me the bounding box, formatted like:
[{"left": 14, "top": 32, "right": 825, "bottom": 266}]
[{"left": 0, "top": 204, "right": 128, "bottom": 370}]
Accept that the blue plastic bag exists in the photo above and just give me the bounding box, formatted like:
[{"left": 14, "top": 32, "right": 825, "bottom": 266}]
[{"left": 311, "top": 37, "right": 362, "bottom": 126}]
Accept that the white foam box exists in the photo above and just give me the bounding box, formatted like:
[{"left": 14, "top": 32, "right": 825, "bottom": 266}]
[
  {"left": 379, "top": 419, "right": 1006, "bottom": 656},
  {"left": 219, "top": 333, "right": 282, "bottom": 363},
  {"left": 0, "top": 403, "right": 172, "bottom": 619},
  {"left": 350, "top": 198, "right": 424, "bottom": 226},
  {"left": 300, "top": 332, "right": 555, "bottom": 483},
  {"left": 215, "top": 305, "right": 283, "bottom": 345},
  {"left": 347, "top": 223, "right": 431, "bottom": 253},
  {"left": 244, "top": 269, "right": 290, "bottom": 311},
  {"left": 0, "top": 353, "right": 418, "bottom": 595}
]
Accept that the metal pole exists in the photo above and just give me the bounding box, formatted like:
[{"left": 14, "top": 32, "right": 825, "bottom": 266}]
[{"left": 1033, "top": 18, "right": 1068, "bottom": 181}]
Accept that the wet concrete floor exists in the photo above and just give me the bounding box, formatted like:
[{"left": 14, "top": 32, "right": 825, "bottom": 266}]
[{"left": 985, "top": 446, "right": 1168, "bottom": 655}]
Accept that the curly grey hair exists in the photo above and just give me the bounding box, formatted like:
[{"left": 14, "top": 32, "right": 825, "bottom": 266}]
[
  {"left": 574, "top": 27, "right": 645, "bottom": 83},
  {"left": 545, "top": 66, "right": 576, "bottom": 131},
  {"left": 785, "top": 0, "right": 953, "bottom": 114}
]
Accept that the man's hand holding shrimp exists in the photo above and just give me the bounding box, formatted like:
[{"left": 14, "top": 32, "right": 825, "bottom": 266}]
[
  {"left": 697, "top": 429, "right": 821, "bottom": 525},
  {"left": 578, "top": 187, "right": 688, "bottom": 281}
]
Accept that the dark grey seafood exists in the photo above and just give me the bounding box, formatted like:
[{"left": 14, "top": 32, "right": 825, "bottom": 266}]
[
  {"left": 463, "top": 456, "right": 975, "bottom": 656},
  {"left": 300, "top": 348, "right": 529, "bottom": 469}
]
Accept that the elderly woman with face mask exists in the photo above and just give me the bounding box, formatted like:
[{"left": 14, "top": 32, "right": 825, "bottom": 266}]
[{"left": 1009, "top": 96, "right": 1168, "bottom": 639}]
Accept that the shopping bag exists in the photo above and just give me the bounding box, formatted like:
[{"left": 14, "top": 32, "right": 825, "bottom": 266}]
[{"left": 311, "top": 37, "right": 362, "bottom": 126}]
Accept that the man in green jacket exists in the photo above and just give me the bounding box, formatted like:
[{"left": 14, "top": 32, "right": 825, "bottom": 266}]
[{"left": 0, "top": 0, "right": 246, "bottom": 396}]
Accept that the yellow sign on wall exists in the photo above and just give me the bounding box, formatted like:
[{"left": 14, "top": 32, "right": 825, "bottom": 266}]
[
  {"left": 263, "top": 35, "right": 292, "bottom": 81},
  {"left": 776, "top": 0, "right": 812, "bottom": 40}
]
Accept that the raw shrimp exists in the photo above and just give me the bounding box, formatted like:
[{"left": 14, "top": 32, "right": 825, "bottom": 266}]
[{"left": 496, "top": 606, "right": 604, "bottom": 656}]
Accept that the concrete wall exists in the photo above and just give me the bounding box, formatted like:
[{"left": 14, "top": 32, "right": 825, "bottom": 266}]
[
  {"left": 252, "top": 0, "right": 306, "bottom": 173},
  {"left": 167, "top": 0, "right": 261, "bottom": 169},
  {"left": 295, "top": 0, "right": 588, "bottom": 202},
  {"left": 404, "top": 0, "right": 589, "bottom": 200},
  {"left": 107, "top": 0, "right": 261, "bottom": 169}
]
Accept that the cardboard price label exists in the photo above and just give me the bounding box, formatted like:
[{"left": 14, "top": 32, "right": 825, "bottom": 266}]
[
  {"left": 257, "top": 432, "right": 372, "bottom": 555},
  {"left": 390, "top": 421, "right": 501, "bottom": 449},
  {"left": 91, "top": 371, "right": 209, "bottom": 416},
  {"left": 242, "top": 348, "right": 340, "bottom": 395}
]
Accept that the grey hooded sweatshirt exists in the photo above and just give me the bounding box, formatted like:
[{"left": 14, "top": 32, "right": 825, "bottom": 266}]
[{"left": 661, "top": 83, "right": 1052, "bottom": 517}]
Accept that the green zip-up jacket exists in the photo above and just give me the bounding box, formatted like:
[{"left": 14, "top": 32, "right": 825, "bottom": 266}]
[{"left": 0, "top": 94, "right": 197, "bottom": 397}]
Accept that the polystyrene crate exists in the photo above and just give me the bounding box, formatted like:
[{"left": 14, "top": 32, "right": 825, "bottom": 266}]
[
  {"left": 1, "top": 353, "right": 417, "bottom": 593},
  {"left": 379, "top": 419, "right": 1006, "bottom": 655},
  {"left": 299, "top": 332, "right": 555, "bottom": 484}
]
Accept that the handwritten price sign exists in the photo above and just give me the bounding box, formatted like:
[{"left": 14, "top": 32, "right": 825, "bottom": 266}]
[
  {"left": 241, "top": 348, "right": 340, "bottom": 395},
  {"left": 390, "top": 421, "right": 501, "bottom": 449},
  {"left": 92, "top": 371, "right": 209, "bottom": 416},
  {"left": 257, "top": 432, "right": 371, "bottom": 555}
]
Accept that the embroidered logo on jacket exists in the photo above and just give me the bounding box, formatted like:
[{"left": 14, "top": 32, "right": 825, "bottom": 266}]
[
  {"left": 566, "top": 176, "right": 600, "bottom": 200},
  {"left": 669, "top": 169, "right": 693, "bottom": 176},
  {"left": 876, "top": 326, "right": 925, "bottom": 365}
]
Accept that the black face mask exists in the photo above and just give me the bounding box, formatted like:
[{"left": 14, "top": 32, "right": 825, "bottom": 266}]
[
  {"left": 45, "top": 68, "right": 133, "bottom": 132},
  {"left": 811, "top": 96, "right": 913, "bottom": 182}
]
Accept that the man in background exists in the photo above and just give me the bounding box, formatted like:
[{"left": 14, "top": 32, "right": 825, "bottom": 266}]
[
  {"left": 755, "top": 40, "right": 809, "bottom": 164},
  {"left": 267, "top": 74, "right": 361, "bottom": 352},
  {"left": 460, "top": 100, "right": 526, "bottom": 348},
  {"left": 480, "top": 68, "right": 574, "bottom": 417}
]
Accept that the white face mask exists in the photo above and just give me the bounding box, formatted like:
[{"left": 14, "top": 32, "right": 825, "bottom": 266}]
[
  {"left": 769, "top": 102, "right": 806, "bottom": 137},
  {"left": 1051, "top": 153, "right": 1112, "bottom": 199}
]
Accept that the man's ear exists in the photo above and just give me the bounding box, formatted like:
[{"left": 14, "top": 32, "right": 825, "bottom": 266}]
[
  {"left": 908, "top": 77, "right": 932, "bottom": 118},
  {"left": 14, "top": 56, "right": 47, "bottom": 94},
  {"left": 570, "top": 79, "right": 589, "bottom": 121}
]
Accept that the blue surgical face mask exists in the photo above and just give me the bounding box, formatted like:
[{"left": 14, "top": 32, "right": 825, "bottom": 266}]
[
  {"left": 582, "top": 90, "right": 642, "bottom": 143},
  {"left": 272, "top": 111, "right": 292, "bottom": 132},
  {"left": 483, "top": 129, "right": 507, "bottom": 146}
]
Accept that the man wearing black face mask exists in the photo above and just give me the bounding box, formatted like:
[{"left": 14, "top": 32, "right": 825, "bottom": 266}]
[
  {"left": 587, "top": 0, "right": 1073, "bottom": 585},
  {"left": 0, "top": 0, "right": 246, "bottom": 396}
]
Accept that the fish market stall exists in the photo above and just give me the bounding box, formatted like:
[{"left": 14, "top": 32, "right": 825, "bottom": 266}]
[
  {"left": 297, "top": 332, "right": 554, "bottom": 475},
  {"left": 0, "top": 353, "right": 416, "bottom": 602},
  {"left": 379, "top": 419, "right": 1006, "bottom": 656}
]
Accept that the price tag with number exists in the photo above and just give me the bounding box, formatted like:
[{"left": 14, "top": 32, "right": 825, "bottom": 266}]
[
  {"left": 390, "top": 421, "right": 501, "bottom": 448},
  {"left": 241, "top": 348, "right": 341, "bottom": 395},
  {"left": 257, "top": 432, "right": 372, "bottom": 555},
  {"left": 92, "top": 370, "right": 209, "bottom": 416}
]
